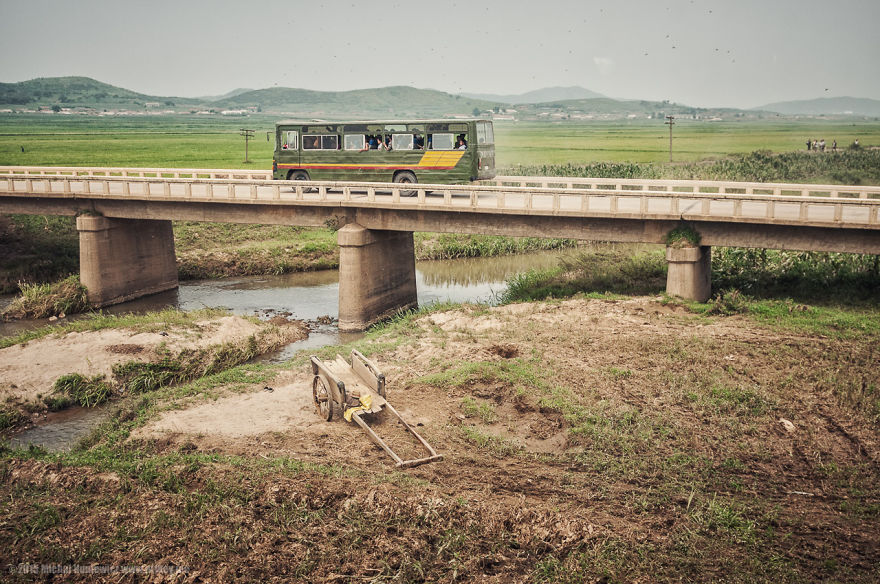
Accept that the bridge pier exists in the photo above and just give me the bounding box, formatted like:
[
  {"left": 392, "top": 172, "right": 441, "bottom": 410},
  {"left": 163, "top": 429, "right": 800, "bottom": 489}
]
[
  {"left": 337, "top": 223, "right": 417, "bottom": 331},
  {"left": 76, "top": 215, "right": 178, "bottom": 307},
  {"left": 665, "top": 245, "right": 712, "bottom": 302}
]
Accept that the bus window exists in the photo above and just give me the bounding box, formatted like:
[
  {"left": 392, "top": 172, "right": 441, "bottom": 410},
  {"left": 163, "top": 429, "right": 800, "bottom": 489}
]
[
  {"left": 344, "top": 134, "right": 364, "bottom": 150},
  {"left": 476, "top": 121, "right": 494, "bottom": 145},
  {"left": 304, "top": 135, "right": 338, "bottom": 150},
  {"left": 391, "top": 134, "right": 414, "bottom": 151},
  {"left": 430, "top": 133, "right": 455, "bottom": 150},
  {"left": 281, "top": 131, "right": 298, "bottom": 150}
]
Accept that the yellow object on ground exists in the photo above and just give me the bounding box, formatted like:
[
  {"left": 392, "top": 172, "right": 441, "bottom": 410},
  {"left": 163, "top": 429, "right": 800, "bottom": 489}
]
[{"left": 344, "top": 393, "right": 373, "bottom": 422}]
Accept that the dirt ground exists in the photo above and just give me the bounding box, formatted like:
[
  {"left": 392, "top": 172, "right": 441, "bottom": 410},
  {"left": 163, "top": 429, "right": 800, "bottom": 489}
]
[
  {"left": 2, "top": 297, "right": 879, "bottom": 582},
  {"left": 0, "top": 315, "right": 307, "bottom": 409}
]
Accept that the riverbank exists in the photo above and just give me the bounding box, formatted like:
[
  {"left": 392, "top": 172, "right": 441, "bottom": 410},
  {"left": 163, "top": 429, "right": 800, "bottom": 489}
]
[
  {"left": 0, "top": 309, "right": 307, "bottom": 431},
  {"left": 2, "top": 295, "right": 878, "bottom": 581}
]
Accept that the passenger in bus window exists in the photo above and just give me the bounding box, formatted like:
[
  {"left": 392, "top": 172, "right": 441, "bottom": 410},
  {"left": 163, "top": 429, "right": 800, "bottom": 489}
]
[
  {"left": 457, "top": 135, "right": 468, "bottom": 150},
  {"left": 414, "top": 134, "right": 425, "bottom": 149},
  {"left": 383, "top": 136, "right": 392, "bottom": 151}
]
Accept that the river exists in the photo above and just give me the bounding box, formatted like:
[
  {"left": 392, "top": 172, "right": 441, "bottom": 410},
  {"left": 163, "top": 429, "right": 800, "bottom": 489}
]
[{"left": 2, "top": 250, "right": 571, "bottom": 451}]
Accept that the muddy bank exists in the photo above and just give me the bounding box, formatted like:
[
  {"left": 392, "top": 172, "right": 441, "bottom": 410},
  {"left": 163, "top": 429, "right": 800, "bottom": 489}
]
[
  {"left": 2, "top": 297, "right": 878, "bottom": 582},
  {"left": 0, "top": 314, "right": 308, "bottom": 428}
]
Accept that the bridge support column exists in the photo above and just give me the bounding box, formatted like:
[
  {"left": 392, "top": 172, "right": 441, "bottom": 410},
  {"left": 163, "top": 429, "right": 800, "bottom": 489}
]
[
  {"left": 76, "top": 215, "right": 178, "bottom": 307},
  {"left": 337, "top": 223, "right": 417, "bottom": 331},
  {"left": 666, "top": 245, "right": 712, "bottom": 302}
]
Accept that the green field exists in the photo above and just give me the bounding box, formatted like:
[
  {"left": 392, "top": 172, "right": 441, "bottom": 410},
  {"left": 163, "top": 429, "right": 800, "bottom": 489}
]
[
  {"left": 2, "top": 114, "right": 879, "bottom": 169},
  {"left": 495, "top": 120, "right": 880, "bottom": 165}
]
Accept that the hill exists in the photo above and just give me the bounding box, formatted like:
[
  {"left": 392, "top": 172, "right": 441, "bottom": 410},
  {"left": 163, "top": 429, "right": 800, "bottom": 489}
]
[
  {"left": 757, "top": 96, "right": 880, "bottom": 117},
  {"left": 0, "top": 76, "right": 200, "bottom": 109},
  {"left": 511, "top": 96, "right": 753, "bottom": 120},
  {"left": 214, "top": 85, "right": 500, "bottom": 117},
  {"left": 461, "top": 85, "right": 604, "bottom": 104}
]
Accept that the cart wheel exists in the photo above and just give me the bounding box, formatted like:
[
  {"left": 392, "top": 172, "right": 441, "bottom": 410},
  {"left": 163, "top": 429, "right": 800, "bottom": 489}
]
[{"left": 312, "top": 376, "right": 332, "bottom": 421}]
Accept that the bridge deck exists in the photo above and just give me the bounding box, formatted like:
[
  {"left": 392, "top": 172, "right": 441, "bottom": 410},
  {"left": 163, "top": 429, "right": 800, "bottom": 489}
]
[{"left": 2, "top": 167, "right": 878, "bottom": 230}]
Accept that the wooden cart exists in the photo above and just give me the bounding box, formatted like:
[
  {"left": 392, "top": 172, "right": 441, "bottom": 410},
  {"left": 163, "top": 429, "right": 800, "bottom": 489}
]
[{"left": 310, "top": 349, "right": 443, "bottom": 469}]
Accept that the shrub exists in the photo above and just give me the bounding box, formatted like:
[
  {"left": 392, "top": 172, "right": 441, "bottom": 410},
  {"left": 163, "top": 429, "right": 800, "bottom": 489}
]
[
  {"left": 1, "top": 275, "right": 89, "bottom": 320},
  {"left": 51, "top": 373, "right": 112, "bottom": 408}
]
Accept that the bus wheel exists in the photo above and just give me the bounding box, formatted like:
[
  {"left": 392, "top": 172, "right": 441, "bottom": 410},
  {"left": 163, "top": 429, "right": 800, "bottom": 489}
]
[
  {"left": 393, "top": 171, "right": 418, "bottom": 197},
  {"left": 289, "top": 170, "right": 314, "bottom": 192}
]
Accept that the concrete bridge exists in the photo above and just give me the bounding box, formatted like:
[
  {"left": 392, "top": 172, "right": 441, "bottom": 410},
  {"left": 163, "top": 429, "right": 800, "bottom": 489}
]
[{"left": 2, "top": 166, "right": 879, "bottom": 330}]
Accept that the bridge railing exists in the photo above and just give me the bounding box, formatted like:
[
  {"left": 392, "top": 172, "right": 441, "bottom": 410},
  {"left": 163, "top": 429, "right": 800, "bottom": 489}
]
[
  {"left": 487, "top": 175, "right": 880, "bottom": 200},
  {"left": 2, "top": 171, "right": 879, "bottom": 228},
  {"left": 0, "top": 165, "right": 272, "bottom": 180}
]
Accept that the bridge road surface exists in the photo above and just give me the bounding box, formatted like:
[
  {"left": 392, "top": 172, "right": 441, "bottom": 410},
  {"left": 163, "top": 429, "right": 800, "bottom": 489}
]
[{"left": 5, "top": 174, "right": 876, "bottom": 228}]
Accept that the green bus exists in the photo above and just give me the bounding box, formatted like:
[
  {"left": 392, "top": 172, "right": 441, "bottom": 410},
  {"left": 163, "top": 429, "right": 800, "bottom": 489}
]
[{"left": 272, "top": 119, "right": 495, "bottom": 187}]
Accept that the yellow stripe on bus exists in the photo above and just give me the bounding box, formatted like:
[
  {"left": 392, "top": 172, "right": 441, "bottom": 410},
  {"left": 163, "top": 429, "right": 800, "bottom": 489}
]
[{"left": 418, "top": 151, "right": 465, "bottom": 167}]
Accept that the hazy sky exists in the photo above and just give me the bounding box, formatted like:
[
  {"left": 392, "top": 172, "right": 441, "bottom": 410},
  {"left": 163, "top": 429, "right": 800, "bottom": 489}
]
[{"left": 1, "top": 0, "right": 878, "bottom": 108}]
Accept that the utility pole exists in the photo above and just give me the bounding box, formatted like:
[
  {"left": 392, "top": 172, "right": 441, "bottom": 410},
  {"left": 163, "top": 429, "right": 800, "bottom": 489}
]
[
  {"left": 240, "top": 128, "right": 254, "bottom": 163},
  {"left": 665, "top": 115, "right": 675, "bottom": 162}
]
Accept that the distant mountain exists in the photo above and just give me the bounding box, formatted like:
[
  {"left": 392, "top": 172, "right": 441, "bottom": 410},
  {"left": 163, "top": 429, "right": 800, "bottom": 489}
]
[
  {"left": 0, "top": 76, "right": 201, "bottom": 108},
  {"left": 214, "top": 85, "right": 500, "bottom": 117},
  {"left": 197, "top": 87, "right": 255, "bottom": 101},
  {"left": 757, "top": 97, "right": 880, "bottom": 117},
  {"left": 461, "top": 86, "right": 604, "bottom": 104},
  {"left": 0, "top": 77, "right": 498, "bottom": 117}
]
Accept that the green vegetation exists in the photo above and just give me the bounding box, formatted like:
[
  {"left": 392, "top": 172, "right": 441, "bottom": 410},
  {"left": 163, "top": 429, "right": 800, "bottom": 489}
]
[
  {"left": 503, "top": 243, "right": 879, "bottom": 309},
  {"left": 502, "top": 243, "right": 668, "bottom": 302},
  {"left": 496, "top": 120, "right": 880, "bottom": 167},
  {"left": 0, "top": 214, "right": 78, "bottom": 294},
  {"left": 415, "top": 233, "right": 576, "bottom": 260},
  {"left": 50, "top": 373, "right": 112, "bottom": 408},
  {"left": 112, "top": 335, "right": 261, "bottom": 395},
  {"left": 665, "top": 224, "right": 702, "bottom": 247},
  {"left": 504, "top": 147, "right": 880, "bottom": 185},
  {"left": 0, "top": 307, "right": 229, "bottom": 349},
  {"left": 0, "top": 275, "right": 88, "bottom": 319},
  {"left": 0, "top": 407, "right": 26, "bottom": 431}
]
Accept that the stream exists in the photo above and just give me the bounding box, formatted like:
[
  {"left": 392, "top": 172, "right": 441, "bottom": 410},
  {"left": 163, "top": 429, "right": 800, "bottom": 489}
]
[{"left": 2, "top": 250, "right": 571, "bottom": 451}]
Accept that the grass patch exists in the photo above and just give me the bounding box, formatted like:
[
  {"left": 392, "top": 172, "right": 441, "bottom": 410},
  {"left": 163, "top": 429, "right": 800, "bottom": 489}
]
[
  {"left": 415, "top": 233, "right": 576, "bottom": 260},
  {"left": 50, "top": 373, "right": 112, "bottom": 408},
  {"left": 416, "top": 358, "right": 546, "bottom": 396},
  {"left": 460, "top": 397, "right": 497, "bottom": 424},
  {"left": 0, "top": 214, "right": 79, "bottom": 295},
  {"left": 503, "top": 148, "right": 880, "bottom": 184},
  {"left": 502, "top": 244, "right": 667, "bottom": 302},
  {"left": 710, "top": 248, "right": 880, "bottom": 305},
  {"left": 1, "top": 275, "right": 89, "bottom": 320},
  {"left": 0, "top": 406, "right": 27, "bottom": 431},
  {"left": 0, "top": 307, "right": 229, "bottom": 349}
]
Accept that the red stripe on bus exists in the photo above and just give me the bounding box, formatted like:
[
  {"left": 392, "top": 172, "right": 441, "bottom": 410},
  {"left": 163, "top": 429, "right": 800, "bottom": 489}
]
[{"left": 278, "top": 164, "right": 456, "bottom": 170}]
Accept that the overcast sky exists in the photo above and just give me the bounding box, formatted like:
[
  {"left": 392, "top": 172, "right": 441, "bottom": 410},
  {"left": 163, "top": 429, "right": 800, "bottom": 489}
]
[{"left": 1, "top": 0, "right": 878, "bottom": 108}]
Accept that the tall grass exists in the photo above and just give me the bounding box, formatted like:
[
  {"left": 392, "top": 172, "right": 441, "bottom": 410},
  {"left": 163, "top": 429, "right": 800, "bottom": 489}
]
[
  {"left": 415, "top": 234, "right": 577, "bottom": 260},
  {"left": 711, "top": 248, "right": 880, "bottom": 303},
  {"left": 504, "top": 149, "right": 880, "bottom": 185},
  {"left": 1, "top": 275, "right": 89, "bottom": 320},
  {"left": 502, "top": 244, "right": 667, "bottom": 303}
]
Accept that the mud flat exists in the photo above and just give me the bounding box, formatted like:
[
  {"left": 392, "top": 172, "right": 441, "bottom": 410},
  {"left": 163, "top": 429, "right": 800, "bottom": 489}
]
[
  {"left": 3, "top": 297, "right": 874, "bottom": 581},
  {"left": 0, "top": 313, "right": 308, "bottom": 444}
]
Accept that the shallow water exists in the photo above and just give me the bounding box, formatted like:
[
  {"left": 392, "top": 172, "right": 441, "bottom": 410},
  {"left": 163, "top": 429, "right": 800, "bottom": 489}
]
[
  {"left": 2, "top": 250, "right": 571, "bottom": 451},
  {"left": 8, "top": 406, "right": 110, "bottom": 452}
]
